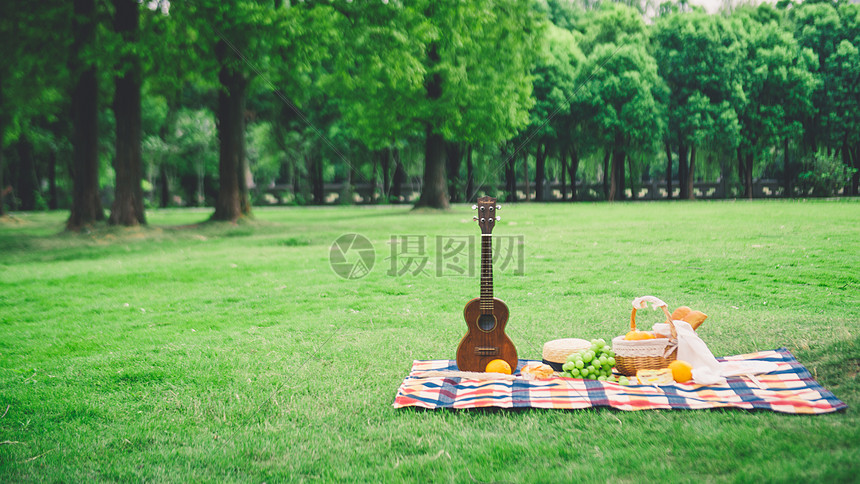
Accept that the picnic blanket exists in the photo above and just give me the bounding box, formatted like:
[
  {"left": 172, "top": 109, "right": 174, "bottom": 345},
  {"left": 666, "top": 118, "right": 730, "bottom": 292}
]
[{"left": 392, "top": 348, "right": 846, "bottom": 414}]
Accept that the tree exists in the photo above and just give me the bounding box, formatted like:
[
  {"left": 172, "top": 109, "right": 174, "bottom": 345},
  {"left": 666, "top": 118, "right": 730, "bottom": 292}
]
[
  {"left": 653, "top": 12, "right": 742, "bottom": 199},
  {"left": 109, "top": 0, "right": 146, "bottom": 226},
  {"left": 172, "top": 0, "right": 291, "bottom": 221},
  {"left": 67, "top": 0, "right": 105, "bottom": 230},
  {"left": 521, "top": 23, "right": 583, "bottom": 202},
  {"left": 575, "top": 4, "right": 664, "bottom": 201},
  {"left": 329, "top": 0, "right": 540, "bottom": 209},
  {"left": 733, "top": 6, "right": 817, "bottom": 198},
  {"left": 0, "top": 1, "right": 72, "bottom": 216},
  {"left": 790, "top": 2, "right": 842, "bottom": 155},
  {"left": 418, "top": 0, "right": 542, "bottom": 208},
  {"left": 825, "top": 4, "right": 860, "bottom": 195}
]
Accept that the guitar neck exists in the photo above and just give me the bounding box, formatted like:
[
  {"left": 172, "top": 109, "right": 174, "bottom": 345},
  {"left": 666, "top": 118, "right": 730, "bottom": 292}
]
[{"left": 479, "top": 234, "right": 493, "bottom": 314}]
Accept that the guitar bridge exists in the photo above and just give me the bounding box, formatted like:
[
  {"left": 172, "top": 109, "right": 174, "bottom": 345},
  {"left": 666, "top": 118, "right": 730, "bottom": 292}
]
[{"left": 474, "top": 346, "right": 499, "bottom": 356}]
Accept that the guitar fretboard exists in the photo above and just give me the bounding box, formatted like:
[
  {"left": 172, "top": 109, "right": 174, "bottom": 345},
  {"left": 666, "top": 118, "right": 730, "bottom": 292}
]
[{"left": 480, "top": 234, "right": 493, "bottom": 314}]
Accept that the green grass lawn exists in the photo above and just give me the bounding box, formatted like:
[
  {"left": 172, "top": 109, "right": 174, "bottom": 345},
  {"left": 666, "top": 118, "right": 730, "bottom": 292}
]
[{"left": 1, "top": 200, "right": 858, "bottom": 482}]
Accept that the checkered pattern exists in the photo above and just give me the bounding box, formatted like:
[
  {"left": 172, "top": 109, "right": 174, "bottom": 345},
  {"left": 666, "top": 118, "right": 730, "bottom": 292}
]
[{"left": 392, "top": 348, "right": 846, "bottom": 414}]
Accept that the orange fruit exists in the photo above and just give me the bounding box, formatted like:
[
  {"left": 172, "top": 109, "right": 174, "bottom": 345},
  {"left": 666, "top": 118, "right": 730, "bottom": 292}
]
[
  {"left": 485, "top": 359, "right": 512, "bottom": 374},
  {"left": 624, "top": 330, "right": 656, "bottom": 341},
  {"left": 669, "top": 360, "right": 693, "bottom": 383}
]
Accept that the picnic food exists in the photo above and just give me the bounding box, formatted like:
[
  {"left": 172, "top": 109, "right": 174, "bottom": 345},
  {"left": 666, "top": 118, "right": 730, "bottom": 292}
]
[
  {"left": 636, "top": 368, "right": 674, "bottom": 385},
  {"left": 671, "top": 306, "right": 692, "bottom": 320},
  {"left": 668, "top": 360, "right": 693, "bottom": 383},
  {"left": 612, "top": 296, "right": 679, "bottom": 376},
  {"left": 560, "top": 339, "right": 630, "bottom": 384},
  {"left": 681, "top": 310, "right": 708, "bottom": 330},
  {"left": 520, "top": 362, "right": 554, "bottom": 380},
  {"left": 624, "top": 330, "right": 656, "bottom": 340},
  {"left": 625, "top": 302, "right": 658, "bottom": 340},
  {"left": 485, "top": 359, "right": 512, "bottom": 375}
]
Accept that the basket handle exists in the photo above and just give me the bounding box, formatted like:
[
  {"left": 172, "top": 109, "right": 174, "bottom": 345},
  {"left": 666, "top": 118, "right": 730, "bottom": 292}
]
[{"left": 630, "top": 296, "right": 677, "bottom": 339}]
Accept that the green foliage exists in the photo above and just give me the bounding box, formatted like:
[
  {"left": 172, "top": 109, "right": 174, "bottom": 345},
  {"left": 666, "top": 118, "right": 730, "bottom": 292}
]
[
  {"left": 732, "top": 8, "right": 817, "bottom": 164},
  {"left": 577, "top": 40, "right": 664, "bottom": 154},
  {"left": 528, "top": 23, "right": 584, "bottom": 141},
  {"left": 798, "top": 149, "right": 857, "bottom": 196},
  {"left": 825, "top": 38, "right": 860, "bottom": 152},
  {"left": 0, "top": 2, "right": 71, "bottom": 146},
  {"left": 329, "top": 0, "right": 541, "bottom": 149},
  {"left": 3, "top": 0, "right": 860, "bottom": 213},
  {"left": 653, "top": 12, "right": 743, "bottom": 153},
  {"left": 246, "top": 122, "right": 285, "bottom": 187}
]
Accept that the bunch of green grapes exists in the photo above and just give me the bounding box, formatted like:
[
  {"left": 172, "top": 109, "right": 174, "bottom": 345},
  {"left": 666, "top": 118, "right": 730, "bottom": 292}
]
[{"left": 561, "top": 338, "right": 631, "bottom": 385}]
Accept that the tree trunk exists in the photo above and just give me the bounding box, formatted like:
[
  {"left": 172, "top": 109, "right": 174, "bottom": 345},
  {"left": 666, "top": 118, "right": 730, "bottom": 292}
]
[
  {"left": 602, "top": 149, "right": 611, "bottom": 199},
  {"left": 505, "top": 146, "right": 516, "bottom": 202},
  {"left": 370, "top": 152, "right": 379, "bottom": 203},
  {"left": 415, "top": 41, "right": 448, "bottom": 209},
  {"left": 158, "top": 164, "right": 170, "bottom": 208},
  {"left": 665, "top": 141, "right": 673, "bottom": 199},
  {"left": 738, "top": 150, "right": 753, "bottom": 199},
  {"left": 678, "top": 143, "right": 689, "bottom": 200},
  {"left": 67, "top": 0, "right": 104, "bottom": 230},
  {"left": 415, "top": 126, "right": 449, "bottom": 209},
  {"left": 292, "top": 155, "right": 301, "bottom": 203},
  {"left": 445, "top": 141, "right": 462, "bottom": 203},
  {"left": 109, "top": 0, "right": 145, "bottom": 226},
  {"left": 568, "top": 147, "right": 580, "bottom": 201},
  {"left": 522, "top": 150, "right": 530, "bottom": 202},
  {"left": 560, "top": 147, "right": 567, "bottom": 201},
  {"left": 851, "top": 144, "right": 859, "bottom": 196},
  {"left": 465, "top": 146, "right": 474, "bottom": 202},
  {"left": 212, "top": 40, "right": 251, "bottom": 221},
  {"left": 535, "top": 142, "right": 547, "bottom": 202},
  {"left": 47, "top": 149, "right": 58, "bottom": 210},
  {"left": 628, "top": 155, "right": 636, "bottom": 201},
  {"left": 686, "top": 144, "right": 696, "bottom": 200},
  {"left": 391, "top": 148, "right": 406, "bottom": 203},
  {"left": 608, "top": 148, "right": 625, "bottom": 202},
  {"left": 308, "top": 148, "right": 324, "bottom": 205},
  {"left": 380, "top": 148, "right": 391, "bottom": 201},
  {"left": 745, "top": 153, "right": 754, "bottom": 199},
  {"left": 839, "top": 137, "right": 850, "bottom": 196},
  {"left": 341, "top": 160, "right": 355, "bottom": 204},
  {"left": 17, "top": 137, "right": 38, "bottom": 211}
]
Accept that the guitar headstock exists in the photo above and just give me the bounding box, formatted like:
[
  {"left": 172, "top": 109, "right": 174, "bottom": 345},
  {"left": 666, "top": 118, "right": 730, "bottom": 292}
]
[{"left": 472, "top": 196, "right": 501, "bottom": 234}]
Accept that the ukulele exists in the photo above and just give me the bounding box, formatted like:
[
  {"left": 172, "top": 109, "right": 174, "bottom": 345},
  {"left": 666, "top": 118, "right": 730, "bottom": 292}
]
[{"left": 455, "top": 196, "right": 518, "bottom": 372}]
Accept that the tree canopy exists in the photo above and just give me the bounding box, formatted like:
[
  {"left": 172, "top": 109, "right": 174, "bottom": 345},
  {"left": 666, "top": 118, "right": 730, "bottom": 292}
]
[{"left": 1, "top": 0, "right": 858, "bottom": 221}]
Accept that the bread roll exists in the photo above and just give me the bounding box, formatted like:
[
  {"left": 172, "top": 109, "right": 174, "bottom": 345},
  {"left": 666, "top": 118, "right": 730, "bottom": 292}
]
[
  {"left": 682, "top": 310, "right": 708, "bottom": 330},
  {"left": 671, "top": 306, "right": 692, "bottom": 320}
]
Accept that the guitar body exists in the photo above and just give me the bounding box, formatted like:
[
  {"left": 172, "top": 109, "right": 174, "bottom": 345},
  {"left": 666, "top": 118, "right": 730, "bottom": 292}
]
[{"left": 456, "top": 297, "right": 518, "bottom": 372}]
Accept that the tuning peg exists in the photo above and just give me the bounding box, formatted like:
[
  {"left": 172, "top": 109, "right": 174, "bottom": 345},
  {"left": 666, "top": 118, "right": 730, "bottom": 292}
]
[
  {"left": 471, "top": 204, "right": 477, "bottom": 210},
  {"left": 495, "top": 216, "right": 501, "bottom": 221},
  {"left": 496, "top": 204, "right": 501, "bottom": 210},
  {"left": 473, "top": 216, "right": 479, "bottom": 221}
]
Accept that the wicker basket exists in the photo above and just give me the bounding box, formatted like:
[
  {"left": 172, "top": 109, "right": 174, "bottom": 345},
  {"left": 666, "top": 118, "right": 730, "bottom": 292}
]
[{"left": 612, "top": 300, "right": 678, "bottom": 377}]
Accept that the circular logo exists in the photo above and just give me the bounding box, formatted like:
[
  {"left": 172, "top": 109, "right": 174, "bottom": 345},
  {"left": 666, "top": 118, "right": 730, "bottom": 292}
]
[{"left": 329, "top": 233, "right": 375, "bottom": 279}]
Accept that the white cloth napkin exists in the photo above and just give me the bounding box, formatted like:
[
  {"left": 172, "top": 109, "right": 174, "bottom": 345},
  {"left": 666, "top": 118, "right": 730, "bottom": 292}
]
[
  {"left": 651, "top": 321, "right": 779, "bottom": 385},
  {"left": 652, "top": 320, "right": 725, "bottom": 384}
]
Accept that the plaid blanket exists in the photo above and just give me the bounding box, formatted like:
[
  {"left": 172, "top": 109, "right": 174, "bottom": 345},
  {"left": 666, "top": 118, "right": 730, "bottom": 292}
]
[{"left": 392, "top": 348, "right": 846, "bottom": 414}]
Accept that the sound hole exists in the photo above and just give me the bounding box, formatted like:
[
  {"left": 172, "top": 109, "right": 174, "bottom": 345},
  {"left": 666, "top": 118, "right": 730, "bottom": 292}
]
[{"left": 478, "top": 314, "right": 496, "bottom": 332}]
